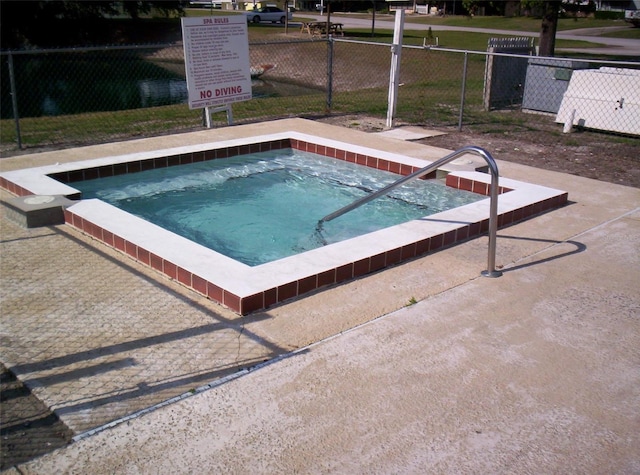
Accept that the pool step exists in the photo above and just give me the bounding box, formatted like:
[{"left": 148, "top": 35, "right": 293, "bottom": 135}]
[{"left": 2, "top": 195, "right": 76, "bottom": 228}]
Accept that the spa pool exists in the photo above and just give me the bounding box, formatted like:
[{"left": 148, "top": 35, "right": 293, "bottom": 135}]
[
  {"left": 0, "top": 131, "right": 568, "bottom": 314},
  {"left": 71, "top": 149, "right": 484, "bottom": 267}
]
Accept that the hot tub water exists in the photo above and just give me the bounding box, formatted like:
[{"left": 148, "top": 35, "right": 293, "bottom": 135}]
[{"left": 74, "top": 149, "right": 482, "bottom": 266}]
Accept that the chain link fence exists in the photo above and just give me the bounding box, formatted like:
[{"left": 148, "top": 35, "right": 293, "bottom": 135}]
[{"left": 1, "top": 38, "right": 638, "bottom": 154}]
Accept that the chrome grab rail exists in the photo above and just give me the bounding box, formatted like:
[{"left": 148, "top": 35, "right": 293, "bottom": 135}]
[{"left": 318, "top": 145, "right": 503, "bottom": 277}]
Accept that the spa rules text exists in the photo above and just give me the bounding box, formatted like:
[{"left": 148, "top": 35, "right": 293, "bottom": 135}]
[{"left": 181, "top": 15, "right": 252, "bottom": 109}]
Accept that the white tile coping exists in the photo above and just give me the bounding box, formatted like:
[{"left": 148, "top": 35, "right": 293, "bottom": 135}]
[
  {"left": 0, "top": 132, "right": 484, "bottom": 197},
  {"left": 1, "top": 131, "right": 566, "bottom": 301}
]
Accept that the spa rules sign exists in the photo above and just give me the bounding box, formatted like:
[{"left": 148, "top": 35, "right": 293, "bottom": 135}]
[{"left": 181, "top": 15, "right": 252, "bottom": 109}]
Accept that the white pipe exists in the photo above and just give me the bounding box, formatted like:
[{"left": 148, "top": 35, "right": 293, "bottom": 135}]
[
  {"left": 563, "top": 108, "right": 576, "bottom": 133},
  {"left": 386, "top": 9, "right": 405, "bottom": 128}
]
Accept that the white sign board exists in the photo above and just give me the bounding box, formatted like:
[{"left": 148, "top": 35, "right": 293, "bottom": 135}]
[{"left": 181, "top": 15, "right": 252, "bottom": 110}]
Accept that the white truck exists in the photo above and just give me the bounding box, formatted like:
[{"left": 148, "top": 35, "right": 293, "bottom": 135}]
[{"left": 624, "top": 9, "right": 640, "bottom": 27}]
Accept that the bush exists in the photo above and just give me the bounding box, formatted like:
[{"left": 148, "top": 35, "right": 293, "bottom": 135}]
[{"left": 594, "top": 11, "right": 624, "bottom": 20}]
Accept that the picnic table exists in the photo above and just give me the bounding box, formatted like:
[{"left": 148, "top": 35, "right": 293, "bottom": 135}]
[{"left": 301, "top": 21, "right": 344, "bottom": 36}]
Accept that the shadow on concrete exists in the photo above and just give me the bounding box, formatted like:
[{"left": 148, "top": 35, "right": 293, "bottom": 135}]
[
  {"left": 0, "top": 364, "right": 73, "bottom": 471},
  {"left": 498, "top": 235, "right": 587, "bottom": 273},
  {"left": 1, "top": 221, "right": 299, "bottom": 466}
]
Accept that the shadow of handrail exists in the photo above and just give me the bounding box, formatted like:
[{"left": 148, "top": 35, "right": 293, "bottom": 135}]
[{"left": 497, "top": 235, "right": 587, "bottom": 273}]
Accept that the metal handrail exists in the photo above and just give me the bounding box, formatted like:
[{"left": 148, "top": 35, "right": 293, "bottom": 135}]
[{"left": 318, "top": 145, "right": 503, "bottom": 277}]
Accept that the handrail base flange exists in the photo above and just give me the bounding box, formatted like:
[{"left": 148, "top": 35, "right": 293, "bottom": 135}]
[{"left": 481, "top": 269, "right": 503, "bottom": 278}]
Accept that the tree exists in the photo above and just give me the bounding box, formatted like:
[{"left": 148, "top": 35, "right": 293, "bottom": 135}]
[
  {"left": 526, "top": 1, "right": 594, "bottom": 57},
  {"left": 465, "top": 1, "right": 591, "bottom": 57},
  {"left": 536, "top": 0, "right": 562, "bottom": 56},
  {"left": 463, "top": 0, "right": 558, "bottom": 53},
  {"left": 0, "top": 1, "right": 186, "bottom": 49},
  {"left": 461, "top": 1, "right": 506, "bottom": 16}
]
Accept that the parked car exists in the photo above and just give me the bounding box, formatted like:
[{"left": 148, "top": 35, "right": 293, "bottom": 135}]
[
  {"left": 188, "top": 1, "right": 222, "bottom": 8},
  {"left": 245, "top": 6, "right": 292, "bottom": 23}
]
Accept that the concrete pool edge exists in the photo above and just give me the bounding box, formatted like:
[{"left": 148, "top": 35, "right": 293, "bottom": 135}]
[
  {"left": 0, "top": 131, "right": 484, "bottom": 197},
  {"left": 0, "top": 129, "right": 568, "bottom": 315}
]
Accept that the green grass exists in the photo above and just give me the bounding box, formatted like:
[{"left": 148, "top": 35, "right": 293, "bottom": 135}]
[
  {"left": 345, "top": 28, "right": 602, "bottom": 51},
  {"left": 187, "top": 7, "right": 637, "bottom": 40},
  {"left": 1, "top": 12, "right": 635, "bottom": 153},
  {"left": 337, "top": 12, "right": 634, "bottom": 34},
  {"left": 183, "top": 8, "right": 628, "bottom": 47},
  {"left": 0, "top": 93, "right": 330, "bottom": 150},
  {"left": 1, "top": 106, "right": 202, "bottom": 149},
  {"left": 408, "top": 15, "right": 628, "bottom": 31}
]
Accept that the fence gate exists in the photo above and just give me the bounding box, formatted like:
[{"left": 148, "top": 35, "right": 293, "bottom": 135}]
[{"left": 483, "top": 37, "right": 535, "bottom": 110}]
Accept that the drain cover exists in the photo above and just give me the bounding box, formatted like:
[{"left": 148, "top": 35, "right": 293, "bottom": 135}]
[{"left": 24, "top": 195, "right": 56, "bottom": 205}]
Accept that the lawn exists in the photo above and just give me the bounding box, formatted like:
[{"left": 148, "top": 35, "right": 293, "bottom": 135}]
[
  {"left": 327, "top": 11, "right": 637, "bottom": 35},
  {"left": 1, "top": 10, "right": 636, "bottom": 153},
  {"left": 342, "top": 28, "right": 600, "bottom": 51},
  {"left": 402, "top": 14, "right": 632, "bottom": 32},
  {"left": 183, "top": 5, "right": 639, "bottom": 47}
]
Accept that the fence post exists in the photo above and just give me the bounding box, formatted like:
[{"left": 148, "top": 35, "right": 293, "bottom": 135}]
[
  {"left": 458, "top": 51, "right": 468, "bottom": 131},
  {"left": 326, "top": 37, "right": 334, "bottom": 114},
  {"left": 7, "top": 53, "right": 23, "bottom": 150},
  {"left": 386, "top": 9, "right": 405, "bottom": 128}
]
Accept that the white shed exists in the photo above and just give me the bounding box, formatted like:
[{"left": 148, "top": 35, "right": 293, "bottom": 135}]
[{"left": 556, "top": 67, "right": 640, "bottom": 136}]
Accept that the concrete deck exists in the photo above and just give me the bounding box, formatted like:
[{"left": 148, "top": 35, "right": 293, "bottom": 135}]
[{"left": 1, "top": 119, "right": 638, "bottom": 473}]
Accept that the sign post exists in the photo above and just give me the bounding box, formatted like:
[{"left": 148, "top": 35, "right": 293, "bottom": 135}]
[
  {"left": 386, "top": 2, "right": 409, "bottom": 128},
  {"left": 181, "top": 15, "right": 252, "bottom": 127}
]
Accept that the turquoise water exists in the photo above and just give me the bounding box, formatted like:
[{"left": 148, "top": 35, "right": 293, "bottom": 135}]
[{"left": 74, "top": 149, "right": 482, "bottom": 266}]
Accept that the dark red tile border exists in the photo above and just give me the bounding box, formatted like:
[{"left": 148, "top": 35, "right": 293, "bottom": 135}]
[
  {"left": 456, "top": 225, "right": 470, "bottom": 241},
  {"left": 207, "top": 282, "right": 224, "bottom": 303},
  {"left": 430, "top": 233, "right": 444, "bottom": 251},
  {"left": 124, "top": 240, "right": 137, "bottom": 259},
  {"left": 278, "top": 281, "right": 298, "bottom": 302},
  {"left": 6, "top": 138, "right": 494, "bottom": 200},
  {"left": 240, "top": 293, "right": 264, "bottom": 315},
  {"left": 41, "top": 139, "right": 568, "bottom": 316},
  {"left": 128, "top": 161, "right": 142, "bottom": 174},
  {"left": 150, "top": 253, "right": 163, "bottom": 272},
  {"left": 113, "top": 235, "right": 126, "bottom": 252},
  {"left": 445, "top": 175, "right": 514, "bottom": 197},
  {"left": 62, "top": 185, "right": 566, "bottom": 315},
  {"left": 401, "top": 243, "right": 417, "bottom": 260},
  {"left": 223, "top": 292, "right": 241, "bottom": 313},
  {"left": 443, "top": 230, "right": 457, "bottom": 247},
  {"left": 386, "top": 247, "right": 403, "bottom": 266},
  {"left": 192, "top": 274, "right": 207, "bottom": 295},
  {"left": 353, "top": 258, "right": 370, "bottom": 277},
  {"left": 335, "top": 263, "right": 353, "bottom": 282},
  {"left": 317, "top": 269, "right": 336, "bottom": 288},
  {"left": 164, "top": 261, "right": 177, "bottom": 280},
  {"left": 416, "top": 238, "right": 431, "bottom": 255},
  {"left": 137, "top": 247, "right": 150, "bottom": 266},
  {"left": 298, "top": 275, "right": 317, "bottom": 295},
  {"left": 177, "top": 267, "right": 192, "bottom": 286},
  {"left": 1, "top": 176, "right": 37, "bottom": 197},
  {"left": 370, "top": 253, "right": 386, "bottom": 272},
  {"left": 264, "top": 288, "right": 278, "bottom": 308},
  {"left": 102, "top": 230, "right": 114, "bottom": 247}
]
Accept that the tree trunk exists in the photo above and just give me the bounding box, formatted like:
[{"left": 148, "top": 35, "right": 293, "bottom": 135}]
[{"left": 538, "top": 0, "right": 561, "bottom": 57}]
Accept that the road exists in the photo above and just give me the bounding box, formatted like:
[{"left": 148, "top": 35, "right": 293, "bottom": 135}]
[{"left": 303, "top": 14, "right": 640, "bottom": 57}]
